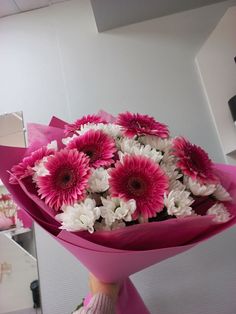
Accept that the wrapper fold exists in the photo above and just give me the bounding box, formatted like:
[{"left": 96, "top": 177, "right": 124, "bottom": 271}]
[{"left": 0, "top": 118, "right": 236, "bottom": 313}]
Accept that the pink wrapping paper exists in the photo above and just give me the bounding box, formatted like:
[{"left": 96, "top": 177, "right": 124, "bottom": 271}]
[{"left": 1, "top": 120, "right": 236, "bottom": 313}]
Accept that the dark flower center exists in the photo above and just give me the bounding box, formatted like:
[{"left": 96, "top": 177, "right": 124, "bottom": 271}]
[
  {"left": 189, "top": 147, "right": 208, "bottom": 172},
  {"left": 55, "top": 167, "right": 76, "bottom": 189},
  {"left": 131, "top": 180, "right": 141, "bottom": 189},
  {"left": 82, "top": 145, "right": 99, "bottom": 163},
  {"left": 85, "top": 150, "right": 94, "bottom": 158},
  {"left": 127, "top": 176, "right": 146, "bottom": 197}
]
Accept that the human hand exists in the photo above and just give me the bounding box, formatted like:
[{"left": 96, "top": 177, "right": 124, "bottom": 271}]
[{"left": 89, "top": 273, "right": 120, "bottom": 303}]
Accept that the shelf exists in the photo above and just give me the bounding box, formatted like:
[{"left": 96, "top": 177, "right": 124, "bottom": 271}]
[{"left": 1, "top": 227, "right": 31, "bottom": 237}]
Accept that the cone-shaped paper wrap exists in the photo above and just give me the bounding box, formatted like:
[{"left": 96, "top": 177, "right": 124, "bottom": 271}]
[{"left": 0, "top": 117, "right": 236, "bottom": 313}]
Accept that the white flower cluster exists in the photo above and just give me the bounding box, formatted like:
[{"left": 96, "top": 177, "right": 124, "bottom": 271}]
[
  {"left": 100, "top": 197, "right": 136, "bottom": 228},
  {"left": 164, "top": 190, "right": 194, "bottom": 217},
  {"left": 207, "top": 203, "right": 231, "bottom": 223},
  {"left": 79, "top": 123, "right": 122, "bottom": 138},
  {"left": 88, "top": 168, "right": 109, "bottom": 193},
  {"left": 119, "top": 138, "right": 163, "bottom": 163},
  {"left": 56, "top": 197, "right": 136, "bottom": 233},
  {"left": 56, "top": 199, "right": 100, "bottom": 233}
]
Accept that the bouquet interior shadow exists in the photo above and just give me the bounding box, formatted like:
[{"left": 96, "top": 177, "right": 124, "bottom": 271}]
[{"left": 0, "top": 111, "right": 236, "bottom": 314}]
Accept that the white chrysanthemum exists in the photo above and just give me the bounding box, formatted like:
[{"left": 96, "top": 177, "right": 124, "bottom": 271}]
[
  {"left": 160, "top": 162, "right": 182, "bottom": 181},
  {"left": 94, "top": 219, "right": 111, "bottom": 231},
  {"left": 62, "top": 134, "right": 78, "bottom": 146},
  {"left": 164, "top": 190, "right": 194, "bottom": 217},
  {"left": 94, "top": 219, "right": 126, "bottom": 231},
  {"left": 184, "top": 177, "right": 216, "bottom": 196},
  {"left": 207, "top": 203, "right": 231, "bottom": 223},
  {"left": 56, "top": 198, "right": 100, "bottom": 233},
  {"left": 213, "top": 184, "right": 232, "bottom": 201},
  {"left": 88, "top": 168, "right": 109, "bottom": 193},
  {"left": 47, "top": 140, "right": 58, "bottom": 151},
  {"left": 32, "top": 156, "right": 50, "bottom": 181},
  {"left": 100, "top": 197, "right": 120, "bottom": 227},
  {"left": 119, "top": 138, "right": 140, "bottom": 153},
  {"left": 169, "top": 179, "right": 186, "bottom": 191},
  {"left": 140, "top": 135, "right": 173, "bottom": 152},
  {"left": 99, "top": 197, "right": 136, "bottom": 226},
  {"left": 161, "top": 151, "right": 176, "bottom": 164},
  {"left": 119, "top": 138, "right": 163, "bottom": 163},
  {"left": 114, "top": 199, "right": 136, "bottom": 222},
  {"left": 79, "top": 123, "right": 122, "bottom": 138},
  {"left": 111, "top": 220, "right": 126, "bottom": 230},
  {"left": 138, "top": 144, "right": 163, "bottom": 163}
]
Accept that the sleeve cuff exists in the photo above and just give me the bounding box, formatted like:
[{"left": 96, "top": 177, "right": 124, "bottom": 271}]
[{"left": 87, "top": 293, "right": 115, "bottom": 314}]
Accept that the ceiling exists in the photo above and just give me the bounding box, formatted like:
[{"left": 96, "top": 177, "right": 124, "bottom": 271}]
[
  {"left": 0, "top": 0, "right": 68, "bottom": 18},
  {"left": 90, "top": 0, "right": 228, "bottom": 32},
  {"left": 0, "top": 0, "right": 231, "bottom": 31}
]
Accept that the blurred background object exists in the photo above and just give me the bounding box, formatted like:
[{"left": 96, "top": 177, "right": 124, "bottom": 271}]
[{"left": 0, "top": 112, "right": 40, "bottom": 314}]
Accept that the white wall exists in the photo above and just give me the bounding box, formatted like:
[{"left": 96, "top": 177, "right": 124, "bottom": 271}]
[
  {"left": 1, "top": 0, "right": 236, "bottom": 313},
  {"left": 196, "top": 7, "right": 236, "bottom": 164}
]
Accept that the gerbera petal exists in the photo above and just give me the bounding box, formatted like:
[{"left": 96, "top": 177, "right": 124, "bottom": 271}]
[
  {"left": 109, "top": 155, "right": 169, "bottom": 219},
  {"left": 37, "top": 149, "right": 90, "bottom": 210},
  {"left": 172, "top": 137, "right": 218, "bottom": 184},
  {"left": 10, "top": 146, "right": 55, "bottom": 184},
  {"left": 117, "top": 112, "right": 169, "bottom": 138},
  {"left": 64, "top": 115, "right": 107, "bottom": 136},
  {"left": 67, "top": 129, "right": 116, "bottom": 168}
]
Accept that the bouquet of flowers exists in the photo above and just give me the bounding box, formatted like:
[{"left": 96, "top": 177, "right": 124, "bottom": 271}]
[
  {"left": 0, "top": 193, "right": 18, "bottom": 230},
  {"left": 0, "top": 111, "right": 236, "bottom": 313}
]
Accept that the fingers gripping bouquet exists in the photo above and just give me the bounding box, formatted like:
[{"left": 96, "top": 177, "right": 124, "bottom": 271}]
[{"left": 0, "top": 111, "right": 236, "bottom": 313}]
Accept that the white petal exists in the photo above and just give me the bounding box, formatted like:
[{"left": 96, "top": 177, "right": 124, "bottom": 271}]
[
  {"left": 47, "top": 140, "right": 58, "bottom": 151},
  {"left": 207, "top": 203, "right": 231, "bottom": 223},
  {"left": 184, "top": 177, "right": 216, "bottom": 196},
  {"left": 88, "top": 168, "right": 109, "bottom": 193},
  {"left": 56, "top": 198, "right": 100, "bottom": 233},
  {"left": 164, "top": 190, "right": 194, "bottom": 217},
  {"left": 213, "top": 184, "right": 232, "bottom": 201}
]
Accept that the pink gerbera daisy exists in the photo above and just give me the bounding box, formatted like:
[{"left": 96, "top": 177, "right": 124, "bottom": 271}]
[
  {"left": 67, "top": 130, "right": 116, "bottom": 168},
  {"left": 64, "top": 114, "right": 107, "bottom": 136},
  {"left": 10, "top": 147, "right": 55, "bottom": 184},
  {"left": 109, "top": 155, "right": 169, "bottom": 219},
  {"left": 117, "top": 112, "right": 169, "bottom": 138},
  {"left": 37, "top": 149, "right": 90, "bottom": 210},
  {"left": 172, "top": 137, "right": 218, "bottom": 184}
]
